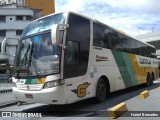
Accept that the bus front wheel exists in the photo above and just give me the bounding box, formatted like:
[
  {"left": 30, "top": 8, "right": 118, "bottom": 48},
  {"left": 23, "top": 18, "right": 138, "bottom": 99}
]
[{"left": 95, "top": 78, "right": 107, "bottom": 102}]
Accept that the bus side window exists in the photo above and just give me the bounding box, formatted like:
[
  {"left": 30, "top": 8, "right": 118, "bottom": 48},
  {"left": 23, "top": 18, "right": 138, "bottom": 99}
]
[
  {"left": 134, "top": 41, "right": 140, "bottom": 55},
  {"left": 93, "top": 23, "right": 106, "bottom": 48},
  {"left": 65, "top": 41, "right": 80, "bottom": 65}
]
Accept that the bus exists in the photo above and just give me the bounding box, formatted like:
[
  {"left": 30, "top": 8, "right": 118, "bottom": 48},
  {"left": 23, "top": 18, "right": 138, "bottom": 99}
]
[{"left": 2, "top": 11, "right": 159, "bottom": 104}]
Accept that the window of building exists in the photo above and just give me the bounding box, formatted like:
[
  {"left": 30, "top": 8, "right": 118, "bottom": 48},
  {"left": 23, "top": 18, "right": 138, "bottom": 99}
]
[
  {"left": 0, "top": 16, "right": 6, "bottom": 22},
  {"left": 0, "top": 30, "right": 6, "bottom": 37},
  {"left": 10, "top": 18, "right": 12, "bottom": 20},
  {"left": 16, "top": 30, "right": 23, "bottom": 36},
  {"left": 16, "top": 16, "right": 23, "bottom": 20},
  {"left": 26, "top": 16, "right": 33, "bottom": 20}
]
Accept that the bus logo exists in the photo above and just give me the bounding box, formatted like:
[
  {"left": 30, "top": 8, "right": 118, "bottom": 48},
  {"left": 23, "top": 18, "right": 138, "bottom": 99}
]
[{"left": 71, "top": 82, "right": 91, "bottom": 98}]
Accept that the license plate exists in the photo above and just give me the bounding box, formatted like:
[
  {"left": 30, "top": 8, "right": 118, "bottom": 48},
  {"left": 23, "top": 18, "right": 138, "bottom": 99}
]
[{"left": 25, "top": 94, "right": 33, "bottom": 99}]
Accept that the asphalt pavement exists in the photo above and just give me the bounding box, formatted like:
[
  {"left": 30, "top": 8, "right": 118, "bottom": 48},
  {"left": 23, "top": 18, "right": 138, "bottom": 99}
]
[{"left": 0, "top": 79, "right": 160, "bottom": 120}]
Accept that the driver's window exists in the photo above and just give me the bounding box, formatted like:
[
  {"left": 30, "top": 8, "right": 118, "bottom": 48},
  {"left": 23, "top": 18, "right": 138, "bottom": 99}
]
[{"left": 65, "top": 41, "right": 80, "bottom": 65}]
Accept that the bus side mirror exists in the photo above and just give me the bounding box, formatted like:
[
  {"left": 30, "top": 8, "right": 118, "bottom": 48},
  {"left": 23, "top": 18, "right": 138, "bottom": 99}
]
[
  {"left": 1, "top": 38, "right": 7, "bottom": 54},
  {"left": 51, "top": 24, "right": 69, "bottom": 45},
  {"left": 1, "top": 38, "right": 19, "bottom": 56}
]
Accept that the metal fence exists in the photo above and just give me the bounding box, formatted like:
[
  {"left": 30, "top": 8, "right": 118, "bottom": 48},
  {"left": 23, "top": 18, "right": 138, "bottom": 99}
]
[{"left": 0, "top": 74, "right": 16, "bottom": 106}]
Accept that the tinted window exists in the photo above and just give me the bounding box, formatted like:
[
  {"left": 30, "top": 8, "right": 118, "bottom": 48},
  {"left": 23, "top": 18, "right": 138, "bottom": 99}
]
[
  {"left": 26, "top": 16, "right": 33, "bottom": 20},
  {"left": 16, "top": 16, "right": 23, "bottom": 20},
  {"left": 0, "top": 16, "right": 5, "bottom": 22},
  {"left": 151, "top": 47, "right": 156, "bottom": 58},
  {"left": 93, "top": 22, "right": 112, "bottom": 49},
  {"left": 0, "top": 30, "right": 6, "bottom": 37},
  {"left": 121, "top": 36, "right": 131, "bottom": 53},
  {"left": 130, "top": 39, "right": 136, "bottom": 54},
  {"left": 135, "top": 41, "right": 141, "bottom": 55},
  {"left": 146, "top": 46, "right": 151, "bottom": 57},
  {"left": 16, "top": 30, "right": 23, "bottom": 35},
  {"left": 93, "top": 21, "right": 155, "bottom": 58},
  {"left": 22, "top": 13, "right": 65, "bottom": 38},
  {"left": 110, "top": 32, "right": 121, "bottom": 50},
  {"left": 64, "top": 14, "right": 90, "bottom": 78},
  {"left": 65, "top": 41, "right": 80, "bottom": 65}
]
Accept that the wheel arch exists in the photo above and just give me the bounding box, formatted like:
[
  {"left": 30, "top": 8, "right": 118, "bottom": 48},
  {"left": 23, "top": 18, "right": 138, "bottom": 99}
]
[
  {"left": 151, "top": 72, "right": 155, "bottom": 80},
  {"left": 95, "top": 75, "right": 110, "bottom": 95}
]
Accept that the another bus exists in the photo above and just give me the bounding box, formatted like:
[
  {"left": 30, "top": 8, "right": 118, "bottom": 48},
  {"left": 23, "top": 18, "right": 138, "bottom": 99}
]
[{"left": 3, "top": 11, "right": 158, "bottom": 104}]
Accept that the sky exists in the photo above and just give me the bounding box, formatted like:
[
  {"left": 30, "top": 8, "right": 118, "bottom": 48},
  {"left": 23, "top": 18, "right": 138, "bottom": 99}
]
[{"left": 55, "top": 0, "right": 160, "bottom": 37}]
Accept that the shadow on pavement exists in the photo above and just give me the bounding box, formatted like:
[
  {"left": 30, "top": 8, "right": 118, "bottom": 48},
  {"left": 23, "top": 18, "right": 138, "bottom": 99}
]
[{"left": 22, "top": 80, "right": 160, "bottom": 117}]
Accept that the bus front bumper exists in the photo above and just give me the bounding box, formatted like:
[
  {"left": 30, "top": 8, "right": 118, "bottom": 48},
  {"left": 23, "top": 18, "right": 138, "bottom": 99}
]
[{"left": 13, "top": 86, "right": 66, "bottom": 104}]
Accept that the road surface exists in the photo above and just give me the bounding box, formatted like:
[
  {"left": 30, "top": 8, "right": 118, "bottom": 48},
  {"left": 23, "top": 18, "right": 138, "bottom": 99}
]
[{"left": 0, "top": 79, "right": 160, "bottom": 120}]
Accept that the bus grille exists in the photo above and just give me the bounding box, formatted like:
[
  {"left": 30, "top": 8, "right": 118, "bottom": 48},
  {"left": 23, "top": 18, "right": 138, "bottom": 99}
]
[{"left": 17, "top": 84, "right": 43, "bottom": 91}]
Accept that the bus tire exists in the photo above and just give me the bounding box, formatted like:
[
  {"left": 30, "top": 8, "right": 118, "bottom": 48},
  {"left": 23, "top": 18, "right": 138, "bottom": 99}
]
[
  {"left": 95, "top": 78, "right": 107, "bottom": 102},
  {"left": 146, "top": 73, "right": 151, "bottom": 86}
]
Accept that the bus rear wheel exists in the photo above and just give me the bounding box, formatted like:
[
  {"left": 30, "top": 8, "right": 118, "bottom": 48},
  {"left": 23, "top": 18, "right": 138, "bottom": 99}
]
[
  {"left": 146, "top": 73, "right": 153, "bottom": 86},
  {"left": 95, "top": 78, "right": 107, "bottom": 102}
]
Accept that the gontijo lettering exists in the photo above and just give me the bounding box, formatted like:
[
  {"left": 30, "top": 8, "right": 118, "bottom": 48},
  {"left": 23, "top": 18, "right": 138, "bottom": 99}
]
[{"left": 139, "top": 58, "right": 151, "bottom": 65}]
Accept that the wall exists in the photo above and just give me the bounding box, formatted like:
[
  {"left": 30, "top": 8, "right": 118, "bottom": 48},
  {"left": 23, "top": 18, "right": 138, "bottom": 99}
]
[{"left": 25, "top": 0, "right": 55, "bottom": 16}]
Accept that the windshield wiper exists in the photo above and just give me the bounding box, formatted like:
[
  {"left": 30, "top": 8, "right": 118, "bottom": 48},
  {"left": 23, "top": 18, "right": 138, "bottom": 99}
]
[
  {"left": 16, "top": 43, "right": 31, "bottom": 77},
  {"left": 28, "top": 44, "right": 41, "bottom": 77},
  {"left": 20, "top": 44, "right": 30, "bottom": 66}
]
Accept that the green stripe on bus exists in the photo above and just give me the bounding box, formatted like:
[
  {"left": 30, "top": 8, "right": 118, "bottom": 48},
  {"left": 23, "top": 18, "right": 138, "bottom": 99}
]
[
  {"left": 122, "top": 53, "right": 138, "bottom": 86},
  {"left": 112, "top": 50, "right": 138, "bottom": 88},
  {"left": 25, "top": 79, "right": 38, "bottom": 84}
]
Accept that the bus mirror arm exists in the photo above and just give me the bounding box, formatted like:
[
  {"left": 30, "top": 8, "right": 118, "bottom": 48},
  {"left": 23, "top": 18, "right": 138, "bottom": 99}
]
[
  {"left": 51, "top": 24, "right": 69, "bottom": 46},
  {"left": 2, "top": 52, "right": 15, "bottom": 57}
]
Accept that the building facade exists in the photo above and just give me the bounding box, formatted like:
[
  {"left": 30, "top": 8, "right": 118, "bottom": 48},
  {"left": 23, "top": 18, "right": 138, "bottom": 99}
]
[
  {"left": 0, "top": 4, "right": 40, "bottom": 73},
  {"left": 0, "top": 0, "right": 55, "bottom": 73},
  {"left": 0, "top": 0, "right": 55, "bottom": 16},
  {"left": 0, "top": 0, "right": 24, "bottom": 6},
  {"left": 25, "top": 0, "right": 55, "bottom": 16}
]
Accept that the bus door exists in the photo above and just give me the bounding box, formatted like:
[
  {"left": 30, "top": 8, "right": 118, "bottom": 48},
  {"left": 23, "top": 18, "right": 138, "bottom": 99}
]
[{"left": 63, "top": 13, "right": 91, "bottom": 102}]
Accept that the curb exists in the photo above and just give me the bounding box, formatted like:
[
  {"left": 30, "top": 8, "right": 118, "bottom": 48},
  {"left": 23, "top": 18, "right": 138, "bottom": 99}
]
[
  {"left": 139, "top": 90, "right": 149, "bottom": 99},
  {"left": 0, "top": 101, "right": 17, "bottom": 108},
  {"left": 108, "top": 102, "right": 127, "bottom": 119}
]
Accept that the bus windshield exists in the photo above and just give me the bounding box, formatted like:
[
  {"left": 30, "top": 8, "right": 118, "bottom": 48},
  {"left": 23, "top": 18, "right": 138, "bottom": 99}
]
[
  {"left": 21, "top": 13, "right": 65, "bottom": 38},
  {"left": 14, "top": 32, "right": 60, "bottom": 77},
  {"left": 14, "top": 13, "right": 66, "bottom": 77}
]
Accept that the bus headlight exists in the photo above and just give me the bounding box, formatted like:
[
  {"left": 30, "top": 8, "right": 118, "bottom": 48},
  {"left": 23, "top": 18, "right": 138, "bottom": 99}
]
[{"left": 43, "top": 79, "right": 65, "bottom": 89}]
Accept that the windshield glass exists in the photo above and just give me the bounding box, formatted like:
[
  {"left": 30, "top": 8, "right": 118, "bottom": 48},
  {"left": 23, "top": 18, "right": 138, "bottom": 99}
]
[
  {"left": 21, "top": 13, "right": 65, "bottom": 38},
  {"left": 14, "top": 32, "right": 60, "bottom": 77}
]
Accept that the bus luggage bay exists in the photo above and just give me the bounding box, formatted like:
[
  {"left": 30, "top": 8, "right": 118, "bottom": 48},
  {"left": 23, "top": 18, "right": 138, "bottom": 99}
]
[{"left": 3, "top": 11, "right": 158, "bottom": 104}]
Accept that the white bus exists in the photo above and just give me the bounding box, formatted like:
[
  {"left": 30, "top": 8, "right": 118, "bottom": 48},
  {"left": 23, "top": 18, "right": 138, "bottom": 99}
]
[{"left": 3, "top": 11, "right": 158, "bottom": 104}]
